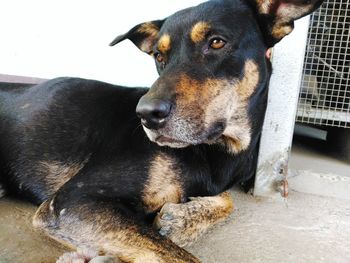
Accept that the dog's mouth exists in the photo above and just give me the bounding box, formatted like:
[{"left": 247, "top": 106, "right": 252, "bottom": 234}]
[
  {"left": 206, "top": 122, "right": 226, "bottom": 141},
  {"left": 155, "top": 135, "right": 190, "bottom": 148},
  {"left": 147, "top": 121, "right": 226, "bottom": 148}
]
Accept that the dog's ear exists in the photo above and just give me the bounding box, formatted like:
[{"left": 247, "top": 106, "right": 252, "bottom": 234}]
[
  {"left": 247, "top": 0, "right": 324, "bottom": 47},
  {"left": 109, "top": 20, "right": 165, "bottom": 54}
]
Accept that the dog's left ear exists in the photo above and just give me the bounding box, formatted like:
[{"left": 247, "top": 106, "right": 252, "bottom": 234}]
[
  {"left": 248, "top": 0, "right": 324, "bottom": 47},
  {"left": 109, "top": 20, "right": 165, "bottom": 55}
]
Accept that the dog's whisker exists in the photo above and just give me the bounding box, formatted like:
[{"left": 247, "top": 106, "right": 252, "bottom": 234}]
[{"left": 131, "top": 123, "right": 143, "bottom": 136}]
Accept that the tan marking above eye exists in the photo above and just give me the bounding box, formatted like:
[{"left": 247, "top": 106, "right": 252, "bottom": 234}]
[
  {"left": 158, "top": 34, "right": 171, "bottom": 53},
  {"left": 210, "top": 38, "right": 226, "bottom": 49},
  {"left": 191, "top": 21, "right": 211, "bottom": 43}
]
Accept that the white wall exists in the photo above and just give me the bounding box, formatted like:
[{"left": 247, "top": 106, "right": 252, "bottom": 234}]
[{"left": 0, "top": 0, "right": 204, "bottom": 87}]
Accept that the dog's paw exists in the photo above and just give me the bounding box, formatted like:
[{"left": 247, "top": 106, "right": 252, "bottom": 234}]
[
  {"left": 57, "top": 248, "right": 98, "bottom": 263},
  {"left": 57, "top": 248, "right": 120, "bottom": 263},
  {"left": 153, "top": 202, "right": 206, "bottom": 247},
  {"left": 57, "top": 252, "right": 89, "bottom": 263}
]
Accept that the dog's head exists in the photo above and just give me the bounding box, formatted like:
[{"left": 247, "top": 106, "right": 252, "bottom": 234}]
[{"left": 111, "top": 0, "right": 323, "bottom": 153}]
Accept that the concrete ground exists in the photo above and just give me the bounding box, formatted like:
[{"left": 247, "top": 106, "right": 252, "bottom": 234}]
[
  {"left": 1, "top": 188, "right": 349, "bottom": 263},
  {"left": 290, "top": 125, "right": 350, "bottom": 200},
  {"left": 0, "top": 198, "right": 66, "bottom": 263}
]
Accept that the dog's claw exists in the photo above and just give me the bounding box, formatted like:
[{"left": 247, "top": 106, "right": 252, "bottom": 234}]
[
  {"left": 159, "top": 225, "right": 171, "bottom": 236},
  {"left": 57, "top": 248, "right": 100, "bottom": 263},
  {"left": 89, "top": 256, "right": 120, "bottom": 263},
  {"left": 161, "top": 213, "right": 174, "bottom": 221}
]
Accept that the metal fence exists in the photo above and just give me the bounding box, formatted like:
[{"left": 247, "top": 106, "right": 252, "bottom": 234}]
[{"left": 297, "top": 0, "right": 350, "bottom": 128}]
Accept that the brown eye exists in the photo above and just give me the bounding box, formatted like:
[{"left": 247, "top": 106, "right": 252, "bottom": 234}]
[
  {"left": 210, "top": 38, "right": 226, "bottom": 49},
  {"left": 155, "top": 53, "right": 164, "bottom": 63}
]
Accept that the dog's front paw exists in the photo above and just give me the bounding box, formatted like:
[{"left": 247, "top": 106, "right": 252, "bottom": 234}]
[
  {"left": 56, "top": 248, "right": 120, "bottom": 263},
  {"left": 153, "top": 201, "right": 207, "bottom": 247},
  {"left": 57, "top": 251, "right": 92, "bottom": 263},
  {"left": 57, "top": 252, "right": 119, "bottom": 263}
]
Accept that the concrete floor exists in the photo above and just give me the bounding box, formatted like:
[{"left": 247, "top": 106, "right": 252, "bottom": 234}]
[
  {"left": 190, "top": 189, "right": 350, "bottom": 263},
  {"left": 289, "top": 125, "right": 350, "bottom": 200},
  {"left": 0, "top": 198, "right": 66, "bottom": 263},
  {"left": 1, "top": 188, "right": 349, "bottom": 263},
  {"left": 292, "top": 125, "right": 349, "bottom": 178}
]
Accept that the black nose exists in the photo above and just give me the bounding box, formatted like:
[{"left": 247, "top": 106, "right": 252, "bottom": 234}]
[{"left": 136, "top": 98, "right": 172, "bottom": 130}]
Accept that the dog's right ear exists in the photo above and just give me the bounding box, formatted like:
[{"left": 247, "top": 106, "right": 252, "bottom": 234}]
[
  {"left": 247, "top": 0, "right": 324, "bottom": 47},
  {"left": 109, "top": 20, "right": 165, "bottom": 55}
]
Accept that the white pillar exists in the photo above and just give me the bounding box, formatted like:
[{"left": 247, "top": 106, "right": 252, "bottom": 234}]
[{"left": 254, "top": 16, "right": 311, "bottom": 197}]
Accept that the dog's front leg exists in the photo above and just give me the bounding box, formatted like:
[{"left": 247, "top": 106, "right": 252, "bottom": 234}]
[
  {"left": 33, "top": 195, "right": 200, "bottom": 263},
  {"left": 153, "top": 191, "right": 234, "bottom": 247}
]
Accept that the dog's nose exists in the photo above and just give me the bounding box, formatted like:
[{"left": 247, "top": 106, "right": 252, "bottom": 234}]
[{"left": 136, "top": 98, "right": 172, "bottom": 130}]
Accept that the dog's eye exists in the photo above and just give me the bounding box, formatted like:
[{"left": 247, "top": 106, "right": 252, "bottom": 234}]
[
  {"left": 155, "top": 53, "right": 164, "bottom": 63},
  {"left": 154, "top": 52, "right": 166, "bottom": 70},
  {"left": 209, "top": 38, "right": 226, "bottom": 49}
]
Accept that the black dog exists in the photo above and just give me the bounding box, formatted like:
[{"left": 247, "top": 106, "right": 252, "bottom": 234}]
[{"left": 0, "top": 0, "right": 322, "bottom": 262}]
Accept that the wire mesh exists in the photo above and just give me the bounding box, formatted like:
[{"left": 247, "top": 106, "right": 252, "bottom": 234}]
[{"left": 297, "top": 0, "right": 350, "bottom": 128}]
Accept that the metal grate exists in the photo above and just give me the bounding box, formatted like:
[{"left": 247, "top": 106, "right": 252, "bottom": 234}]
[{"left": 297, "top": 0, "right": 350, "bottom": 128}]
